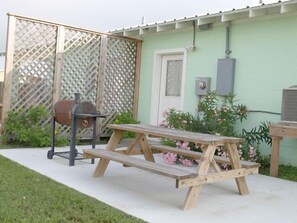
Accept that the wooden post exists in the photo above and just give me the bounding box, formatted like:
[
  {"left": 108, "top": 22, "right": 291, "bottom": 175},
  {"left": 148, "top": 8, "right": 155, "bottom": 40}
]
[
  {"left": 96, "top": 34, "right": 108, "bottom": 135},
  {"left": 52, "top": 25, "right": 65, "bottom": 105},
  {"left": 269, "top": 124, "right": 297, "bottom": 177},
  {"left": 270, "top": 136, "right": 281, "bottom": 177},
  {"left": 96, "top": 34, "right": 108, "bottom": 112},
  {"left": 1, "top": 15, "right": 16, "bottom": 131},
  {"left": 132, "top": 41, "right": 142, "bottom": 120}
]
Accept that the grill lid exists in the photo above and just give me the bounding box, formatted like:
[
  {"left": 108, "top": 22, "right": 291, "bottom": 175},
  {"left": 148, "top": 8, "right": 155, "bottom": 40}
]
[{"left": 54, "top": 99, "right": 97, "bottom": 128}]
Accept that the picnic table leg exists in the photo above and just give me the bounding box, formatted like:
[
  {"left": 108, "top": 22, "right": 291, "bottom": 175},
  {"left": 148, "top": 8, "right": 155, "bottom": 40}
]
[
  {"left": 183, "top": 144, "right": 217, "bottom": 210},
  {"left": 124, "top": 133, "right": 143, "bottom": 154},
  {"left": 226, "top": 143, "right": 249, "bottom": 195},
  {"left": 139, "top": 135, "right": 155, "bottom": 162},
  {"left": 92, "top": 130, "right": 123, "bottom": 177}
]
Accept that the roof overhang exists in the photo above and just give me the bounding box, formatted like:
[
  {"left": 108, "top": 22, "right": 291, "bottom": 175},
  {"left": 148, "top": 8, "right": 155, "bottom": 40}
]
[{"left": 110, "top": 0, "right": 297, "bottom": 37}]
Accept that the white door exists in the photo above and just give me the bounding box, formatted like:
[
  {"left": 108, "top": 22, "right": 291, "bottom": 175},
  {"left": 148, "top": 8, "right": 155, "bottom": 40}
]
[{"left": 157, "top": 54, "right": 184, "bottom": 124}]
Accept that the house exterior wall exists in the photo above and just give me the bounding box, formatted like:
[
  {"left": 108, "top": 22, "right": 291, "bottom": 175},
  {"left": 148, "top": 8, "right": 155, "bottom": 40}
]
[{"left": 137, "top": 13, "right": 297, "bottom": 165}]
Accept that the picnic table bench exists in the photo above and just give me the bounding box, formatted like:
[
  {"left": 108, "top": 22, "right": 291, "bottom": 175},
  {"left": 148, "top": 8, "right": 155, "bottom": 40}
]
[{"left": 83, "top": 124, "right": 260, "bottom": 210}]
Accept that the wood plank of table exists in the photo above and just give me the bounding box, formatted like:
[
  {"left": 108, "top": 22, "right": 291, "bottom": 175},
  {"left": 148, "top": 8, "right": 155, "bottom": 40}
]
[
  {"left": 177, "top": 167, "right": 259, "bottom": 188},
  {"left": 83, "top": 149, "right": 198, "bottom": 180},
  {"left": 151, "top": 144, "right": 260, "bottom": 168},
  {"left": 226, "top": 143, "right": 249, "bottom": 195},
  {"left": 269, "top": 123, "right": 297, "bottom": 138},
  {"left": 270, "top": 136, "right": 281, "bottom": 177},
  {"left": 107, "top": 124, "right": 243, "bottom": 145},
  {"left": 183, "top": 144, "right": 217, "bottom": 210},
  {"left": 269, "top": 123, "right": 297, "bottom": 176},
  {"left": 92, "top": 130, "right": 123, "bottom": 177}
]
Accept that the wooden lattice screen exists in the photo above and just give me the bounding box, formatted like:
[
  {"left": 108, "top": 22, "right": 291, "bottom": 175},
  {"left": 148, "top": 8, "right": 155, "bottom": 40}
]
[{"left": 2, "top": 14, "right": 142, "bottom": 138}]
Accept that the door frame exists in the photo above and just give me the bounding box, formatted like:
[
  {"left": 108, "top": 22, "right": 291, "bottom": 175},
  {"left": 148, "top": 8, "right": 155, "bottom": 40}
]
[{"left": 150, "top": 48, "right": 187, "bottom": 125}]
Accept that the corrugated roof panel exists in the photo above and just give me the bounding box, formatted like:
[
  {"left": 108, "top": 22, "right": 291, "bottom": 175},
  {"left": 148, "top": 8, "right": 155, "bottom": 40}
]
[{"left": 110, "top": 1, "right": 297, "bottom": 37}]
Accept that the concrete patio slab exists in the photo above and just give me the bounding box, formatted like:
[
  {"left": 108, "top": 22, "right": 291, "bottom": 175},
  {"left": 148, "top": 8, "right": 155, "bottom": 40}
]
[{"left": 0, "top": 146, "right": 296, "bottom": 223}]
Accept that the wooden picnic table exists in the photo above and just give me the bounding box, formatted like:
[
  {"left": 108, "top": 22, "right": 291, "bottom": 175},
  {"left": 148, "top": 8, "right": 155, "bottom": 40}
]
[{"left": 83, "top": 124, "right": 260, "bottom": 210}]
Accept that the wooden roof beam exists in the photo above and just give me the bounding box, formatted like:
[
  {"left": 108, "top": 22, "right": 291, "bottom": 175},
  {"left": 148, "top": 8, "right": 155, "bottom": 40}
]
[
  {"left": 156, "top": 23, "right": 176, "bottom": 32},
  {"left": 281, "top": 2, "right": 297, "bottom": 14},
  {"left": 175, "top": 20, "right": 194, "bottom": 29},
  {"left": 123, "top": 29, "right": 140, "bottom": 37},
  {"left": 222, "top": 12, "right": 240, "bottom": 22},
  {"left": 249, "top": 8, "right": 267, "bottom": 18},
  {"left": 139, "top": 26, "right": 157, "bottom": 35},
  {"left": 197, "top": 16, "right": 218, "bottom": 26}
]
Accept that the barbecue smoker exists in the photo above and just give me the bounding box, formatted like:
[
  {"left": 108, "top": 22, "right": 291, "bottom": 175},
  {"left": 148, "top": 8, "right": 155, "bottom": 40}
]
[{"left": 47, "top": 93, "right": 106, "bottom": 166}]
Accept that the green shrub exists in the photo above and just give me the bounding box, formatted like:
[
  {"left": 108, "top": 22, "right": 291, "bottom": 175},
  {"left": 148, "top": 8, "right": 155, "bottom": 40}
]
[
  {"left": 113, "top": 111, "right": 139, "bottom": 138},
  {"left": 241, "top": 121, "right": 272, "bottom": 146},
  {"left": 2, "top": 106, "right": 68, "bottom": 147}
]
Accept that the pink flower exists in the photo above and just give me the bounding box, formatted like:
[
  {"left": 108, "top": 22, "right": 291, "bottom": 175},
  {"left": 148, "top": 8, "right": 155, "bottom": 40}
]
[
  {"left": 220, "top": 163, "right": 229, "bottom": 170},
  {"left": 248, "top": 146, "right": 257, "bottom": 161},
  {"left": 176, "top": 141, "right": 190, "bottom": 150},
  {"left": 179, "top": 157, "right": 193, "bottom": 167},
  {"left": 162, "top": 110, "right": 168, "bottom": 118},
  {"left": 238, "top": 149, "right": 243, "bottom": 156},
  {"left": 159, "top": 120, "right": 169, "bottom": 128},
  {"left": 163, "top": 152, "right": 177, "bottom": 165}
]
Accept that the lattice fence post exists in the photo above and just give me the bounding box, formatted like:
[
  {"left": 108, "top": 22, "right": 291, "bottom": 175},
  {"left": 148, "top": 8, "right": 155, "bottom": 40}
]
[
  {"left": 52, "top": 25, "right": 65, "bottom": 105},
  {"left": 132, "top": 41, "right": 142, "bottom": 120},
  {"left": 96, "top": 34, "right": 108, "bottom": 135},
  {"left": 1, "top": 14, "right": 16, "bottom": 130}
]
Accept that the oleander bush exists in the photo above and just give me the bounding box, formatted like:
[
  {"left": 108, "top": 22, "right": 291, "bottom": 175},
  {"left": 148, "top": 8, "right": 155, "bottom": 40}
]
[{"left": 160, "top": 91, "right": 271, "bottom": 169}]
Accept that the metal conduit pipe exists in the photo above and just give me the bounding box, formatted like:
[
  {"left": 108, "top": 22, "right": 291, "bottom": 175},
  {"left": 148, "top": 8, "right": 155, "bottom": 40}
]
[
  {"left": 192, "top": 20, "right": 197, "bottom": 50},
  {"left": 225, "top": 21, "right": 231, "bottom": 58},
  {"left": 248, "top": 110, "right": 280, "bottom": 115}
]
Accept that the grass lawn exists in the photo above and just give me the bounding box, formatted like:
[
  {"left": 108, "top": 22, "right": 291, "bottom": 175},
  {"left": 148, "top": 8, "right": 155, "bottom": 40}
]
[
  {"left": 260, "top": 164, "right": 297, "bottom": 182},
  {"left": 0, "top": 155, "right": 145, "bottom": 223}
]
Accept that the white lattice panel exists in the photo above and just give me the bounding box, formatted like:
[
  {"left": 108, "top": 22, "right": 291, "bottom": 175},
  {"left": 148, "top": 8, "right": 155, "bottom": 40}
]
[
  {"left": 5, "top": 15, "right": 141, "bottom": 138},
  {"left": 10, "top": 19, "right": 57, "bottom": 124},
  {"left": 103, "top": 38, "right": 136, "bottom": 112}
]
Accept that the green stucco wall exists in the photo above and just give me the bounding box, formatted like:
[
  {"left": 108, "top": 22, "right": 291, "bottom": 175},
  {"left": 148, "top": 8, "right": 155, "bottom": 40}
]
[{"left": 137, "top": 13, "right": 297, "bottom": 165}]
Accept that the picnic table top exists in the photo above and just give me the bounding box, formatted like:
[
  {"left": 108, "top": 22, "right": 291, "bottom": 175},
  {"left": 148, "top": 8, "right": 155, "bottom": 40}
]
[{"left": 107, "top": 124, "right": 244, "bottom": 145}]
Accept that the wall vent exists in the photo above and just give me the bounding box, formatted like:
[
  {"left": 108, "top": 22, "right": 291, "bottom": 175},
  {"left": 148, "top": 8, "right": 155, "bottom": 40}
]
[{"left": 281, "top": 85, "right": 297, "bottom": 124}]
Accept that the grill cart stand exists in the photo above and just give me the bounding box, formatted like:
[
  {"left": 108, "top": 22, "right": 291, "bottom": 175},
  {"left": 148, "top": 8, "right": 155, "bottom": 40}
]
[{"left": 47, "top": 93, "right": 107, "bottom": 166}]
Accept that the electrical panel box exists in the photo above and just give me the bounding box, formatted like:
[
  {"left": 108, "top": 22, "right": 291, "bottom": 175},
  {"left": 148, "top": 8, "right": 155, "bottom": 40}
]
[
  {"left": 216, "top": 58, "right": 236, "bottom": 96},
  {"left": 195, "top": 77, "right": 211, "bottom": 95}
]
